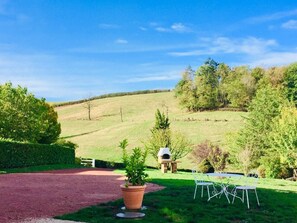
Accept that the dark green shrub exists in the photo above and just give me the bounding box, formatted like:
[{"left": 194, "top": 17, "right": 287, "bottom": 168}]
[
  {"left": 94, "top": 159, "right": 124, "bottom": 168},
  {"left": 75, "top": 157, "right": 82, "bottom": 165},
  {"left": 278, "top": 166, "right": 293, "bottom": 179},
  {"left": 54, "top": 139, "right": 78, "bottom": 150},
  {"left": 0, "top": 140, "right": 75, "bottom": 168}
]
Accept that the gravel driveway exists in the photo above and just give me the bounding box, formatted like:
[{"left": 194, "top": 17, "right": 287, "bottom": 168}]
[{"left": 0, "top": 168, "right": 163, "bottom": 223}]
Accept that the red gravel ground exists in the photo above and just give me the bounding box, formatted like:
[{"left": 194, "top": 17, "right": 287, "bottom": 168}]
[{"left": 0, "top": 168, "right": 164, "bottom": 223}]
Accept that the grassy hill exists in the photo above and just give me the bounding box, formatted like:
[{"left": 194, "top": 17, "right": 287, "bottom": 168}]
[{"left": 55, "top": 91, "right": 246, "bottom": 169}]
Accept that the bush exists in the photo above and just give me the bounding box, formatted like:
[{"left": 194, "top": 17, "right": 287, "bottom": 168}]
[
  {"left": 75, "top": 157, "right": 82, "bottom": 165},
  {"left": 54, "top": 89, "right": 171, "bottom": 107},
  {"left": 261, "top": 155, "right": 284, "bottom": 178},
  {"left": 197, "top": 159, "right": 214, "bottom": 173},
  {"left": 0, "top": 140, "right": 75, "bottom": 168},
  {"left": 278, "top": 165, "right": 293, "bottom": 179},
  {"left": 191, "top": 140, "right": 229, "bottom": 172},
  {"left": 54, "top": 139, "right": 78, "bottom": 150},
  {"left": 94, "top": 159, "right": 124, "bottom": 169},
  {"left": 257, "top": 166, "right": 266, "bottom": 178}
]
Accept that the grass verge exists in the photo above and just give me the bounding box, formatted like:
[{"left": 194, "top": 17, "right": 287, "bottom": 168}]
[{"left": 55, "top": 169, "right": 297, "bottom": 223}]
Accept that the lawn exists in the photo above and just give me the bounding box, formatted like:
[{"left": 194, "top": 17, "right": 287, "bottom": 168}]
[
  {"left": 55, "top": 92, "right": 246, "bottom": 169},
  {"left": 56, "top": 169, "right": 297, "bottom": 223}
]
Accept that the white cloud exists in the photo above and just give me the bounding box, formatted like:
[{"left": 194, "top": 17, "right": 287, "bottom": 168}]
[
  {"left": 168, "top": 36, "right": 297, "bottom": 67},
  {"left": 282, "top": 20, "right": 297, "bottom": 29},
  {"left": 0, "top": 52, "right": 107, "bottom": 101},
  {"left": 169, "top": 36, "right": 277, "bottom": 56},
  {"left": 149, "top": 22, "right": 159, "bottom": 27},
  {"left": 98, "top": 23, "right": 119, "bottom": 29},
  {"left": 155, "top": 22, "right": 191, "bottom": 33},
  {"left": 124, "top": 71, "right": 180, "bottom": 83},
  {"left": 69, "top": 42, "right": 201, "bottom": 54},
  {"left": 115, "top": 38, "right": 128, "bottom": 44},
  {"left": 171, "top": 23, "right": 191, "bottom": 32},
  {"left": 155, "top": 27, "right": 171, "bottom": 32},
  {"left": 139, "top": 26, "right": 147, "bottom": 31},
  {"left": 246, "top": 9, "right": 297, "bottom": 24},
  {"left": 248, "top": 52, "right": 297, "bottom": 67}
]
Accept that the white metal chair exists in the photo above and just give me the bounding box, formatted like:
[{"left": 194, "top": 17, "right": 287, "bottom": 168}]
[
  {"left": 232, "top": 175, "right": 260, "bottom": 209},
  {"left": 192, "top": 169, "right": 216, "bottom": 200}
]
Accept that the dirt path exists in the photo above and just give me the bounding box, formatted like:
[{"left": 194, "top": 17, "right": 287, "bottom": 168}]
[{"left": 0, "top": 168, "right": 163, "bottom": 223}]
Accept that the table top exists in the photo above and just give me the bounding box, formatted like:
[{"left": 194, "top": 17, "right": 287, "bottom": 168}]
[{"left": 205, "top": 172, "right": 243, "bottom": 178}]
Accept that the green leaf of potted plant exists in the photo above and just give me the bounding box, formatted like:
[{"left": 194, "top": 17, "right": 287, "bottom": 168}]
[{"left": 119, "top": 139, "right": 149, "bottom": 210}]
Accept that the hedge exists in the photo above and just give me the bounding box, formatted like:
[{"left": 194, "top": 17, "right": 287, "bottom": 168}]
[
  {"left": 0, "top": 140, "right": 75, "bottom": 168},
  {"left": 94, "top": 159, "right": 125, "bottom": 169},
  {"left": 54, "top": 89, "right": 171, "bottom": 107}
]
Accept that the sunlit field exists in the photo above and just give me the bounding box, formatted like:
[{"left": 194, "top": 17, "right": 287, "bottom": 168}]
[{"left": 56, "top": 92, "right": 245, "bottom": 169}]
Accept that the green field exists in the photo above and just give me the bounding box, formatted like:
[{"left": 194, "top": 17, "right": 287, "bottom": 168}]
[{"left": 56, "top": 92, "right": 246, "bottom": 169}]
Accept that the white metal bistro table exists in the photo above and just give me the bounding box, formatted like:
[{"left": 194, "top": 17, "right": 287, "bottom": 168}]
[{"left": 205, "top": 173, "right": 243, "bottom": 203}]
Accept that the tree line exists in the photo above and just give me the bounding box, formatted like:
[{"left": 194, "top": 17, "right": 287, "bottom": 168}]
[
  {"left": 175, "top": 58, "right": 297, "bottom": 111},
  {"left": 175, "top": 59, "right": 297, "bottom": 178}
]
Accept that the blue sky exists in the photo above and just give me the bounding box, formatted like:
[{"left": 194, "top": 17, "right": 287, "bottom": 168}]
[{"left": 1, "top": 0, "right": 297, "bottom": 101}]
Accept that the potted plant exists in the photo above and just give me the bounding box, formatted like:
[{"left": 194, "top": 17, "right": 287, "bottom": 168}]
[{"left": 119, "top": 139, "right": 149, "bottom": 210}]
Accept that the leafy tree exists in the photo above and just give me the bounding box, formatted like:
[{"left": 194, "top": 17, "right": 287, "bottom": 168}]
[
  {"left": 236, "top": 147, "right": 253, "bottom": 176},
  {"left": 153, "top": 109, "right": 170, "bottom": 131},
  {"left": 38, "top": 102, "right": 61, "bottom": 144},
  {"left": 175, "top": 66, "right": 198, "bottom": 111},
  {"left": 284, "top": 63, "right": 297, "bottom": 106},
  {"left": 234, "top": 85, "right": 287, "bottom": 168},
  {"left": 251, "top": 67, "right": 265, "bottom": 83},
  {"left": 169, "top": 131, "right": 192, "bottom": 161},
  {"left": 194, "top": 58, "right": 220, "bottom": 110},
  {"left": 269, "top": 106, "right": 297, "bottom": 177},
  {"left": 145, "top": 109, "right": 171, "bottom": 162},
  {"left": 224, "top": 66, "right": 256, "bottom": 109},
  {"left": 217, "top": 63, "right": 231, "bottom": 107},
  {"left": 260, "top": 66, "right": 286, "bottom": 88},
  {"left": 145, "top": 128, "right": 171, "bottom": 162},
  {"left": 0, "top": 82, "right": 61, "bottom": 143},
  {"left": 145, "top": 109, "right": 191, "bottom": 163}
]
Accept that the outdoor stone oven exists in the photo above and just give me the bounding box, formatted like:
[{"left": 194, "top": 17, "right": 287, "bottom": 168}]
[
  {"left": 157, "top": 147, "right": 171, "bottom": 163},
  {"left": 157, "top": 148, "right": 175, "bottom": 173}
]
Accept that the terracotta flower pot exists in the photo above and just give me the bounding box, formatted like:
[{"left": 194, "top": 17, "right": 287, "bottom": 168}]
[{"left": 120, "top": 184, "right": 146, "bottom": 210}]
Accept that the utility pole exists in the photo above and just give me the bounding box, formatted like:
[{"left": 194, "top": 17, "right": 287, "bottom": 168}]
[{"left": 120, "top": 107, "right": 123, "bottom": 122}]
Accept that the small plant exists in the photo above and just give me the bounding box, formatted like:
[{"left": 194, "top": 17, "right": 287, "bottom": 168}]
[{"left": 119, "top": 139, "right": 148, "bottom": 186}]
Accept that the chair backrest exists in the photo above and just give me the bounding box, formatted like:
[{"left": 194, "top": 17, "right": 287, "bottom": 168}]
[
  {"left": 243, "top": 175, "right": 259, "bottom": 187},
  {"left": 192, "top": 168, "right": 207, "bottom": 184}
]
